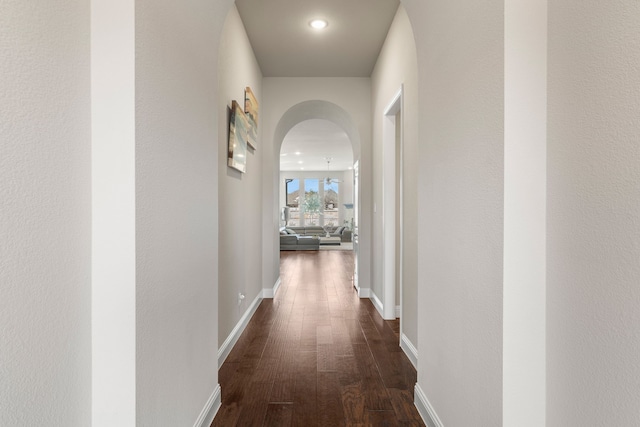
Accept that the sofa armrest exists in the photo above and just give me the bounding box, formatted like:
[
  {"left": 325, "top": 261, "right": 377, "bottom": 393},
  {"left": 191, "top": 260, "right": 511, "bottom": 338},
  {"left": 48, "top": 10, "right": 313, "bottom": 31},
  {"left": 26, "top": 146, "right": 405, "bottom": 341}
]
[{"left": 280, "top": 235, "right": 298, "bottom": 245}]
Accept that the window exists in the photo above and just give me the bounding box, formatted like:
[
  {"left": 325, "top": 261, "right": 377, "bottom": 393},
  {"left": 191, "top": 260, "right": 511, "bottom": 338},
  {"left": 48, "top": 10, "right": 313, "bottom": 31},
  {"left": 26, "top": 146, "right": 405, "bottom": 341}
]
[
  {"left": 285, "top": 179, "right": 299, "bottom": 207},
  {"left": 285, "top": 179, "right": 300, "bottom": 226},
  {"left": 284, "top": 177, "right": 341, "bottom": 227},
  {"left": 324, "top": 179, "right": 339, "bottom": 228}
]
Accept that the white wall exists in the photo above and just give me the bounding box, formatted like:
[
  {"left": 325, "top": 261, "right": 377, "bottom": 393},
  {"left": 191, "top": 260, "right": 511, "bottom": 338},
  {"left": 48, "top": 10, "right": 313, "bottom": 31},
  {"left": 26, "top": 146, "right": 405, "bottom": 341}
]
[
  {"left": 404, "top": 0, "right": 505, "bottom": 425},
  {"left": 370, "top": 5, "right": 419, "bottom": 350},
  {"left": 263, "top": 78, "right": 372, "bottom": 292},
  {"left": 134, "top": 0, "right": 222, "bottom": 425},
  {"left": 0, "top": 1, "right": 92, "bottom": 425},
  {"left": 547, "top": 1, "right": 640, "bottom": 425},
  {"left": 217, "top": 6, "right": 264, "bottom": 349},
  {"left": 343, "top": 169, "right": 354, "bottom": 213},
  {"left": 91, "top": 0, "right": 136, "bottom": 423},
  {"left": 503, "top": 0, "right": 547, "bottom": 425}
]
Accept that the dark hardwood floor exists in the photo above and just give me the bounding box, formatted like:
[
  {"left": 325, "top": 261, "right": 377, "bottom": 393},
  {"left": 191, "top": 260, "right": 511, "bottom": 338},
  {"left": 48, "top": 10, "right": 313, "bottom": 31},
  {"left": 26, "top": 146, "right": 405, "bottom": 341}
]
[{"left": 212, "top": 250, "right": 425, "bottom": 427}]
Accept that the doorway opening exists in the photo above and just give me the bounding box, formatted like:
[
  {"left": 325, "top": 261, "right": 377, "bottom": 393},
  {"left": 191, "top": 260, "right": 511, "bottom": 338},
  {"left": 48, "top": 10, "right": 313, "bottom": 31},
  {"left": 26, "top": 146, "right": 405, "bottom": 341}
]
[
  {"left": 273, "top": 100, "right": 363, "bottom": 291},
  {"left": 381, "top": 87, "right": 404, "bottom": 328},
  {"left": 279, "top": 119, "right": 354, "bottom": 231}
]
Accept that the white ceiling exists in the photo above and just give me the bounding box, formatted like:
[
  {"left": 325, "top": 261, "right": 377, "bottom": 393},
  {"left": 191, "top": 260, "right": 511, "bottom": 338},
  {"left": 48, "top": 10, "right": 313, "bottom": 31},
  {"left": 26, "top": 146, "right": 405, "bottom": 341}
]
[
  {"left": 280, "top": 119, "right": 353, "bottom": 171},
  {"left": 235, "top": 0, "right": 399, "bottom": 171},
  {"left": 235, "top": 0, "right": 400, "bottom": 77}
]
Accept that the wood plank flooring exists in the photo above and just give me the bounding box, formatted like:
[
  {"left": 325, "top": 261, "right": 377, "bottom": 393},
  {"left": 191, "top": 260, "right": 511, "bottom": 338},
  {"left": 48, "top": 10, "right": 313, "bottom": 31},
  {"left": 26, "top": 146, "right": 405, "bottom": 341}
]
[{"left": 212, "top": 250, "right": 425, "bottom": 427}]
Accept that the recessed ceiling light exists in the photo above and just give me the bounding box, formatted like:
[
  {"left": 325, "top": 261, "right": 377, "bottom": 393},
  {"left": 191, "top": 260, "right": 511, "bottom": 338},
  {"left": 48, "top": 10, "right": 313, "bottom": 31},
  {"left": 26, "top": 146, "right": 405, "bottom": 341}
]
[
  {"left": 298, "top": 161, "right": 303, "bottom": 164},
  {"left": 295, "top": 151, "right": 302, "bottom": 155},
  {"left": 309, "top": 19, "right": 328, "bottom": 30}
]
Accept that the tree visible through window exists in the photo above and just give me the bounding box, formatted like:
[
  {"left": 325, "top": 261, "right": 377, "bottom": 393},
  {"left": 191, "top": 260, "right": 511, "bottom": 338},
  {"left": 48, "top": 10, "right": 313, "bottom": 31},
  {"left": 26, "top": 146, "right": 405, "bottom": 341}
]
[
  {"left": 304, "top": 179, "right": 320, "bottom": 226},
  {"left": 324, "top": 180, "right": 339, "bottom": 228}
]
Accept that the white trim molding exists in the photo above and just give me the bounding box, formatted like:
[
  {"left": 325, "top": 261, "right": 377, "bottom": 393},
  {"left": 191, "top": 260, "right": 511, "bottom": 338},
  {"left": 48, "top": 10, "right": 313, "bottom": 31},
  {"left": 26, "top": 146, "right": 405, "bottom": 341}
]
[
  {"left": 218, "top": 292, "right": 263, "bottom": 367},
  {"left": 415, "top": 383, "right": 444, "bottom": 427},
  {"left": 370, "top": 290, "right": 397, "bottom": 320},
  {"left": 370, "top": 290, "right": 384, "bottom": 318},
  {"left": 357, "top": 286, "right": 370, "bottom": 298},
  {"left": 193, "top": 384, "right": 221, "bottom": 427},
  {"left": 263, "top": 277, "right": 281, "bottom": 298},
  {"left": 400, "top": 334, "right": 418, "bottom": 369}
]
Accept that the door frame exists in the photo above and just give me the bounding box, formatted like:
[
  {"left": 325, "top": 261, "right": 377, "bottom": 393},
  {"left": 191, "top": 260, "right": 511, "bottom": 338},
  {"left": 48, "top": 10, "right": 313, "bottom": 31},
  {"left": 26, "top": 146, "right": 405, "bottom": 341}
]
[{"left": 382, "top": 86, "right": 404, "bottom": 323}]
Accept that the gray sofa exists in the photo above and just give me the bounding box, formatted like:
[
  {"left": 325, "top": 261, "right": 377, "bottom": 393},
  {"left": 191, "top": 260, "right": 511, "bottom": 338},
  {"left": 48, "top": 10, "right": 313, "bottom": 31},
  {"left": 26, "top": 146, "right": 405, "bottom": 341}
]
[
  {"left": 329, "top": 226, "right": 352, "bottom": 242},
  {"left": 279, "top": 228, "right": 320, "bottom": 250},
  {"left": 286, "top": 225, "right": 352, "bottom": 242},
  {"left": 285, "top": 226, "right": 325, "bottom": 236},
  {"left": 283, "top": 225, "right": 352, "bottom": 242}
]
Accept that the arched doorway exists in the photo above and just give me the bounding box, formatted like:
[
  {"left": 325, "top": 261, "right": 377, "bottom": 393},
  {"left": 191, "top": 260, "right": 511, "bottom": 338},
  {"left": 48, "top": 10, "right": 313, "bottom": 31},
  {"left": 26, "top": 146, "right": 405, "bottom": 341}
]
[{"left": 272, "top": 101, "right": 363, "bottom": 292}]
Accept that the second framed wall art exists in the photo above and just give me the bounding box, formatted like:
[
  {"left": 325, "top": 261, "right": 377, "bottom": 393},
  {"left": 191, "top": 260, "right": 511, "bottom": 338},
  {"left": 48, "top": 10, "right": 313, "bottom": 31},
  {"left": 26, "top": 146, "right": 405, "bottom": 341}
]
[
  {"left": 244, "top": 86, "right": 258, "bottom": 150},
  {"left": 228, "top": 100, "right": 248, "bottom": 173}
]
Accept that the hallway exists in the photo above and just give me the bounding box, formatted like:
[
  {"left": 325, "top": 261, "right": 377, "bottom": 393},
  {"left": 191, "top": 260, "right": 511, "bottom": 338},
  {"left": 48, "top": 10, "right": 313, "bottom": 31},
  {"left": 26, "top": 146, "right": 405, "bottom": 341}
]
[{"left": 212, "top": 251, "right": 424, "bottom": 426}]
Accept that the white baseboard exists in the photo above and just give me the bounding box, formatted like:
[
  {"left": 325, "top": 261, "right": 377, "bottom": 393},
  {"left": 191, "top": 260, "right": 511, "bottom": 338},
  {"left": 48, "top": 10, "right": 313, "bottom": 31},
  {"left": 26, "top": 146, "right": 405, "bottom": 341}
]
[
  {"left": 357, "top": 286, "right": 370, "bottom": 298},
  {"left": 415, "top": 383, "right": 444, "bottom": 427},
  {"left": 395, "top": 305, "right": 401, "bottom": 318},
  {"left": 400, "top": 333, "right": 418, "bottom": 369},
  {"left": 218, "top": 292, "right": 263, "bottom": 367},
  {"left": 370, "top": 291, "right": 384, "bottom": 318},
  {"left": 263, "top": 277, "right": 281, "bottom": 298},
  {"left": 193, "top": 384, "right": 221, "bottom": 427}
]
